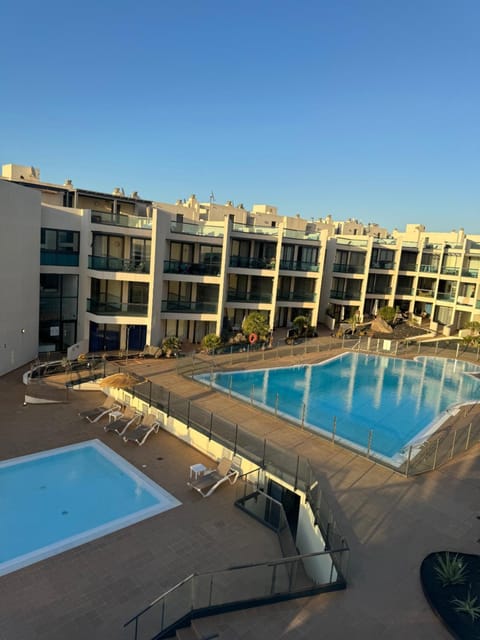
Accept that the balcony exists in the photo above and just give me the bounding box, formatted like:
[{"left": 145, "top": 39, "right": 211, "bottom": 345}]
[
  {"left": 395, "top": 287, "right": 414, "bottom": 296},
  {"left": 370, "top": 261, "right": 395, "bottom": 270},
  {"left": 40, "top": 250, "right": 79, "bottom": 267},
  {"left": 335, "top": 238, "right": 368, "bottom": 247},
  {"left": 170, "top": 221, "right": 224, "bottom": 238},
  {"left": 329, "top": 290, "right": 361, "bottom": 301},
  {"left": 163, "top": 260, "right": 220, "bottom": 276},
  {"left": 87, "top": 298, "right": 148, "bottom": 316},
  {"left": 283, "top": 229, "right": 320, "bottom": 241},
  {"left": 232, "top": 222, "right": 278, "bottom": 236},
  {"left": 88, "top": 255, "right": 150, "bottom": 273},
  {"left": 462, "top": 269, "right": 479, "bottom": 278},
  {"left": 366, "top": 287, "right": 392, "bottom": 295},
  {"left": 416, "top": 288, "right": 435, "bottom": 298},
  {"left": 229, "top": 256, "right": 276, "bottom": 270},
  {"left": 227, "top": 290, "right": 272, "bottom": 303},
  {"left": 91, "top": 211, "right": 152, "bottom": 230},
  {"left": 161, "top": 300, "right": 218, "bottom": 313},
  {"left": 276, "top": 292, "right": 316, "bottom": 302},
  {"left": 332, "top": 263, "right": 365, "bottom": 274},
  {"left": 398, "top": 262, "right": 417, "bottom": 271},
  {"left": 419, "top": 264, "right": 439, "bottom": 273},
  {"left": 440, "top": 267, "right": 459, "bottom": 276},
  {"left": 436, "top": 292, "right": 456, "bottom": 302},
  {"left": 279, "top": 259, "right": 319, "bottom": 272}
]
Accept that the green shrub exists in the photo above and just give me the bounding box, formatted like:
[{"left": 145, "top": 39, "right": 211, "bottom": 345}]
[
  {"left": 242, "top": 312, "right": 269, "bottom": 340},
  {"left": 451, "top": 589, "right": 480, "bottom": 621},
  {"left": 434, "top": 552, "right": 467, "bottom": 587},
  {"left": 201, "top": 333, "right": 222, "bottom": 353}
]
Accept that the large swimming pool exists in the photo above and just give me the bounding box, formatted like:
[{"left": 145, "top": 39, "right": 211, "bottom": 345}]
[
  {"left": 0, "top": 440, "right": 181, "bottom": 577},
  {"left": 196, "top": 353, "right": 480, "bottom": 464}
]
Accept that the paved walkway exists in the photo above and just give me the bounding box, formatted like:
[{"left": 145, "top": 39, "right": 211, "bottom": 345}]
[{"left": 2, "top": 341, "right": 480, "bottom": 639}]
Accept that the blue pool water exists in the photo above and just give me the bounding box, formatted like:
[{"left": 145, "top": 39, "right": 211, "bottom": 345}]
[
  {"left": 196, "top": 353, "right": 480, "bottom": 462},
  {"left": 0, "top": 440, "right": 181, "bottom": 576}
]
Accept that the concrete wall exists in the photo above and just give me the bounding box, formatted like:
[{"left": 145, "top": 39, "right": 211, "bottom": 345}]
[{"left": 0, "top": 181, "right": 41, "bottom": 376}]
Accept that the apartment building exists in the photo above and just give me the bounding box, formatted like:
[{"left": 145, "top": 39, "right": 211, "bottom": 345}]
[
  {"left": 322, "top": 224, "right": 480, "bottom": 333},
  {"left": 1, "top": 162, "right": 479, "bottom": 377}
]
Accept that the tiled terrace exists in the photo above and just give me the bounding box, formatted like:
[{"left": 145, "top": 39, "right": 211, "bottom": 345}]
[{"left": 2, "top": 341, "right": 480, "bottom": 639}]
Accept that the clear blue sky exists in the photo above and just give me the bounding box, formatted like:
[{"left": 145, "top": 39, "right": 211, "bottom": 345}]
[{"left": 2, "top": 0, "right": 479, "bottom": 232}]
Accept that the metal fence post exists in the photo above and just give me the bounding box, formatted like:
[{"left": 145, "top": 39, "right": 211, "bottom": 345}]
[
  {"left": 332, "top": 416, "right": 337, "bottom": 443},
  {"left": 167, "top": 391, "right": 171, "bottom": 417},
  {"left": 449, "top": 429, "right": 458, "bottom": 459},
  {"left": 275, "top": 393, "right": 279, "bottom": 416},
  {"left": 301, "top": 403, "right": 306, "bottom": 428},
  {"left": 367, "top": 430, "right": 373, "bottom": 458},
  {"left": 234, "top": 424, "right": 238, "bottom": 454},
  {"left": 405, "top": 445, "right": 413, "bottom": 476},
  {"left": 465, "top": 423, "right": 472, "bottom": 450}
]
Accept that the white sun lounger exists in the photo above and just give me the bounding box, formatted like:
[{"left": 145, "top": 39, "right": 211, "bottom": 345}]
[{"left": 187, "top": 457, "right": 240, "bottom": 498}]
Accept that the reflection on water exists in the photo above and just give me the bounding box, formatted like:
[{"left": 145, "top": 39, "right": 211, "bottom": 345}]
[{"left": 199, "top": 354, "right": 480, "bottom": 459}]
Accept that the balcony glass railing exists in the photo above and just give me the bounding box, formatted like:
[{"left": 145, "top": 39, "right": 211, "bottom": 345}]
[
  {"left": 279, "top": 259, "right": 319, "bottom": 272},
  {"left": 229, "top": 256, "right": 276, "bottom": 269},
  {"left": 227, "top": 291, "right": 272, "bottom": 303},
  {"left": 87, "top": 298, "right": 148, "bottom": 316},
  {"left": 40, "top": 250, "right": 79, "bottom": 267},
  {"left": 335, "top": 238, "right": 368, "bottom": 247},
  {"left": 395, "top": 287, "right": 414, "bottom": 296},
  {"left": 170, "top": 221, "right": 224, "bottom": 237},
  {"left": 440, "top": 266, "right": 459, "bottom": 276},
  {"left": 370, "top": 261, "right": 395, "bottom": 270},
  {"left": 283, "top": 228, "right": 321, "bottom": 241},
  {"left": 373, "top": 238, "right": 397, "bottom": 246},
  {"left": 419, "top": 264, "right": 439, "bottom": 273},
  {"left": 232, "top": 222, "right": 278, "bottom": 236},
  {"left": 436, "top": 292, "right": 456, "bottom": 302},
  {"left": 329, "top": 290, "right": 361, "bottom": 300},
  {"left": 462, "top": 269, "right": 479, "bottom": 278},
  {"left": 332, "top": 263, "right": 365, "bottom": 274},
  {"left": 88, "top": 255, "right": 150, "bottom": 273},
  {"left": 366, "top": 287, "right": 392, "bottom": 295},
  {"left": 416, "top": 289, "right": 435, "bottom": 298},
  {"left": 163, "top": 260, "right": 221, "bottom": 276},
  {"left": 398, "top": 263, "right": 417, "bottom": 271},
  {"left": 91, "top": 211, "right": 152, "bottom": 230},
  {"left": 161, "top": 300, "right": 218, "bottom": 313},
  {"left": 276, "top": 292, "right": 316, "bottom": 302}
]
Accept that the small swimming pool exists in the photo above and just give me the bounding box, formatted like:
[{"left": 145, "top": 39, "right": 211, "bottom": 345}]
[
  {"left": 195, "top": 353, "right": 480, "bottom": 465},
  {"left": 0, "top": 440, "right": 181, "bottom": 577}
]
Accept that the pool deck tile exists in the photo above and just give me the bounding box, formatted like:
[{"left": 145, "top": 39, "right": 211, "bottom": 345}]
[{"left": 2, "top": 342, "right": 480, "bottom": 639}]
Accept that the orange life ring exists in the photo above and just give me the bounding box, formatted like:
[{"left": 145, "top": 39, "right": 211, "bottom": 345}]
[{"left": 249, "top": 333, "right": 258, "bottom": 344}]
